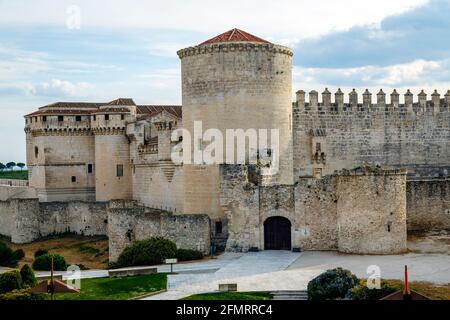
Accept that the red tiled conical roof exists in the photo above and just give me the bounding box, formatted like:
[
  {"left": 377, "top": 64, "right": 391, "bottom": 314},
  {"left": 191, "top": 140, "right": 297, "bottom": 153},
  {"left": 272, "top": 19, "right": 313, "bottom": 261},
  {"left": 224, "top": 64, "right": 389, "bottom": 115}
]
[{"left": 200, "top": 28, "right": 270, "bottom": 45}]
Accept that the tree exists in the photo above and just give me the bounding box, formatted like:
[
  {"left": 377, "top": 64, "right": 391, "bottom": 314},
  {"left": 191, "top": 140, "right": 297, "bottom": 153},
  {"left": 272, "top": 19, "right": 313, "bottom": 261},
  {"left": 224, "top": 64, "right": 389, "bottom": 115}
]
[
  {"left": 0, "top": 163, "right": 5, "bottom": 172},
  {"left": 6, "top": 162, "right": 16, "bottom": 171},
  {"left": 16, "top": 163, "right": 25, "bottom": 171}
]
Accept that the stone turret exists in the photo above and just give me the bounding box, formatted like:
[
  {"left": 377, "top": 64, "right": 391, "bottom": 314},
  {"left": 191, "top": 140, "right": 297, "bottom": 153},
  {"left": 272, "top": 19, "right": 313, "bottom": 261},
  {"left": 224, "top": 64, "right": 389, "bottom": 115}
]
[
  {"left": 309, "top": 90, "right": 319, "bottom": 112},
  {"left": 296, "top": 90, "right": 305, "bottom": 111},
  {"left": 362, "top": 89, "right": 372, "bottom": 111},
  {"left": 418, "top": 90, "right": 427, "bottom": 111},
  {"left": 431, "top": 90, "right": 440, "bottom": 113},
  {"left": 335, "top": 88, "right": 344, "bottom": 111},
  {"left": 349, "top": 89, "right": 358, "bottom": 111},
  {"left": 178, "top": 28, "right": 294, "bottom": 217},
  {"left": 322, "top": 88, "right": 332, "bottom": 109},
  {"left": 405, "top": 89, "right": 414, "bottom": 113},
  {"left": 391, "top": 89, "right": 400, "bottom": 110},
  {"left": 377, "top": 89, "right": 386, "bottom": 111}
]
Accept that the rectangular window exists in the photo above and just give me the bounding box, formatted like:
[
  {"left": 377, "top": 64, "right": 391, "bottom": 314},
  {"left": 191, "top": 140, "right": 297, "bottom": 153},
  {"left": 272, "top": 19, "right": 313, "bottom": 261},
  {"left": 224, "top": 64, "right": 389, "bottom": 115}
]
[
  {"left": 71, "top": 176, "right": 77, "bottom": 183},
  {"left": 93, "top": 115, "right": 96, "bottom": 121},
  {"left": 215, "top": 221, "right": 223, "bottom": 234},
  {"left": 105, "top": 114, "right": 110, "bottom": 121},
  {"left": 116, "top": 164, "right": 124, "bottom": 177},
  {"left": 75, "top": 116, "right": 82, "bottom": 122},
  {"left": 87, "top": 164, "right": 93, "bottom": 174},
  {"left": 121, "top": 114, "right": 125, "bottom": 120},
  {"left": 42, "top": 116, "right": 47, "bottom": 122},
  {"left": 58, "top": 116, "right": 64, "bottom": 122}
]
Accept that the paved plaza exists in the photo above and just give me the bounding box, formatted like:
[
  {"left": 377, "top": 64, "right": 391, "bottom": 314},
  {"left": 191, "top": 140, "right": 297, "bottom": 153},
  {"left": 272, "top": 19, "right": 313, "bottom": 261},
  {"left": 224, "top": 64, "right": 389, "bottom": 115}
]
[{"left": 145, "top": 250, "right": 450, "bottom": 300}]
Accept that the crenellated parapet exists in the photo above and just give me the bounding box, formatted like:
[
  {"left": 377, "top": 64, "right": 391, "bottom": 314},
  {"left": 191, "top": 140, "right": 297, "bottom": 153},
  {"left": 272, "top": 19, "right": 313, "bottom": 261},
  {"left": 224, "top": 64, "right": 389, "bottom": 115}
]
[
  {"left": 295, "top": 88, "right": 450, "bottom": 115},
  {"left": 177, "top": 42, "right": 293, "bottom": 59}
]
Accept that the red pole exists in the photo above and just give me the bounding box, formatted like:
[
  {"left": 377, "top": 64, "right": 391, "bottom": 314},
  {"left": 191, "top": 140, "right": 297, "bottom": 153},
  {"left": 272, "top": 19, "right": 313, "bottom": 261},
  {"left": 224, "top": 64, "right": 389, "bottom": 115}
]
[{"left": 404, "top": 265, "right": 410, "bottom": 296}]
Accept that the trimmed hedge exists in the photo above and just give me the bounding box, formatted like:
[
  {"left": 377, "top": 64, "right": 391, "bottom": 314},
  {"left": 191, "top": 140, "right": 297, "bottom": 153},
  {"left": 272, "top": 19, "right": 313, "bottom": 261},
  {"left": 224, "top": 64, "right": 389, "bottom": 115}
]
[
  {"left": 0, "top": 270, "right": 23, "bottom": 294},
  {"left": 32, "top": 253, "right": 67, "bottom": 271},
  {"left": 350, "top": 280, "right": 399, "bottom": 300},
  {"left": 20, "top": 264, "right": 37, "bottom": 288},
  {"left": 34, "top": 249, "right": 48, "bottom": 258},
  {"left": 116, "top": 237, "right": 177, "bottom": 268},
  {"left": 177, "top": 249, "right": 203, "bottom": 262},
  {"left": 307, "top": 267, "right": 359, "bottom": 300},
  {"left": 0, "top": 242, "right": 24, "bottom": 267},
  {"left": 0, "top": 289, "right": 48, "bottom": 300}
]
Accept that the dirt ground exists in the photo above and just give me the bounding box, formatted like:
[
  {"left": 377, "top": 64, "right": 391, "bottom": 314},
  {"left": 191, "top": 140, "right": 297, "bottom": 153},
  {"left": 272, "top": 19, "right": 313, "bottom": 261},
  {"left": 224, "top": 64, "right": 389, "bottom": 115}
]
[
  {"left": 408, "top": 230, "right": 450, "bottom": 254},
  {"left": 6, "top": 235, "right": 109, "bottom": 269}
]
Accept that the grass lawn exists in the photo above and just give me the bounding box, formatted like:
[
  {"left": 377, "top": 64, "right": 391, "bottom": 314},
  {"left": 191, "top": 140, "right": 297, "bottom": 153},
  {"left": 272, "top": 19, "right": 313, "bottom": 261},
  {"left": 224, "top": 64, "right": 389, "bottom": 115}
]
[
  {"left": 0, "top": 170, "right": 28, "bottom": 180},
  {"left": 56, "top": 274, "right": 167, "bottom": 300},
  {"left": 7, "top": 235, "right": 109, "bottom": 269},
  {"left": 182, "top": 291, "right": 273, "bottom": 300}
]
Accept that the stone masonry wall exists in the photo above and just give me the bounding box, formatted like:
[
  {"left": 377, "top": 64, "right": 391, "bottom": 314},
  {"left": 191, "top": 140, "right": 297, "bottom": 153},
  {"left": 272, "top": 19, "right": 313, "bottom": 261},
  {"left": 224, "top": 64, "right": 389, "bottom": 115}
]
[
  {"left": 294, "top": 176, "right": 338, "bottom": 250},
  {"left": 220, "top": 164, "right": 407, "bottom": 254},
  {"left": 107, "top": 200, "right": 211, "bottom": 262},
  {"left": 336, "top": 170, "right": 407, "bottom": 254},
  {"left": 179, "top": 42, "right": 294, "bottom": 219},
  {"left": 293, "top": 92, "right": 450, "bottom": 180},
  {"left": 0, "top": 198, "right": 108, "bottom": 243},
  {"left": 406, "top": 179, "right": 450, "bottom": 231}
]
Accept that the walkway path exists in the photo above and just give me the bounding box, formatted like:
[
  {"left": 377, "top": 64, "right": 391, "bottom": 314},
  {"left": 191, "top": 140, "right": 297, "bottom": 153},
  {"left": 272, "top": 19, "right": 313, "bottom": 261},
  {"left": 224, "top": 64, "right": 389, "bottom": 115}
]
[
  {"left": 146, "top": 251, "right": 450, "bottom": 300},
  {"left": 145, "top": 251, "right": 302, "bottom": 300}
]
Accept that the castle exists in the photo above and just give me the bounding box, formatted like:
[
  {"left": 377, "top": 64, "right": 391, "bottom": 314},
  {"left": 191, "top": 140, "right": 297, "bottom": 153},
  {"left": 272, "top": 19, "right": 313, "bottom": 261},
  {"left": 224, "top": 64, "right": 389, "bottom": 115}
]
[{"left": 1, "top": 28, "right": 450, "bottom": 261}]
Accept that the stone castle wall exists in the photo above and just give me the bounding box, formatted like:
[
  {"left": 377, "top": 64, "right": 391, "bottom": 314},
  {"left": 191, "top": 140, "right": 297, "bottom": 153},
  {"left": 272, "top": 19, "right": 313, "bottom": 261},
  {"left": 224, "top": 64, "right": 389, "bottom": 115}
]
[
  {"left": 26, "top": 131, "right": 96, "bottom": 202},
  {"left": 0, "top": 196, "right": 108, "bottom": 243},
  {"left": 336, "top": 171, "right": 407, "bottom": 254},
  {"left": 220, "top": 165, "right": 407, "bottom": 254},
  {"left": 293, "top": 90, "right": 450, "bottom": 179},
  {"left": 95, "top": 132, "right": 132, "bottom": 201},
  {"left": 107, "top": 200, "right": 210, "bottom": 262},
  {"left": 407, "top": 179, "right": 450, "bottom": 231}
]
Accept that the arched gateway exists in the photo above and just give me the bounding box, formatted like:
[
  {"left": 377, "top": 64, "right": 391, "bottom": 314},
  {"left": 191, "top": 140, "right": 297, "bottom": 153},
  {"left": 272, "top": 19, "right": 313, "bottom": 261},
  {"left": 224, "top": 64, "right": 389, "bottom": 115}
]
[{"left": 264, "top": 216, "right": 292, "bottom": 250}]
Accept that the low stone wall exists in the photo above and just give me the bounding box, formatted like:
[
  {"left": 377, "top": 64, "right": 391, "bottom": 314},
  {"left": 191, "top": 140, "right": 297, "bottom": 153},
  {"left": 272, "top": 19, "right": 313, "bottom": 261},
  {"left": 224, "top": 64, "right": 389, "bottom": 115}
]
[
  {"left": 108, "top": 200, "right": 211, "bottom": 262},
  {"left": 0, "top": 179, "right": 29, "bottom": 187},
  {"left": 0, "top": 185, "right": 37, "bottom": 201},
  {"left": 406, "top": 179, "right": 450, "bottom": 231},
  {"left": 0, "top": 197, "right": 108, "bottom": 243},
  {"left": 38, "top": 202, "right": 108, "bottom": 239}
]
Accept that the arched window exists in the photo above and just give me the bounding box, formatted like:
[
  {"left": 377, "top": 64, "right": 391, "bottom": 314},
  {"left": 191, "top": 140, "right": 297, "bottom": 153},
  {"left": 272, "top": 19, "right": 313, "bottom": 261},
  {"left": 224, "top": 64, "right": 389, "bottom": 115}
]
[{"left": 34, "top": 146, "right": 39, "bottom": 158}]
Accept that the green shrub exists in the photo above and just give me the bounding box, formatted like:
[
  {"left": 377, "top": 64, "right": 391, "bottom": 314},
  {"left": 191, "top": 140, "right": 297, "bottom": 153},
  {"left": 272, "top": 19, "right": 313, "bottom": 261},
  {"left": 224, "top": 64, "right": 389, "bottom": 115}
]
[
  {"left": 116, "top": 237, "right": 177, "bottom": 267},
  {"left": 350, "top": 280, "right": 399, "bottom": 300},
  {"left": 12, "top": 249, "right": 25, "bottom": 261},
  {"left": 32, "top": 253, "right": 67, "bottom": 271},
  {"left": 307, "top": 267, "right": 359, "bottom": 300},
  {"left": 0, "top": 270, "right": 23, "bottom": 294},
  {"left": 20, "top": 264, "right": 37, "bottom": 288},
  {"left": 177, "top": 249, "right": 204, "bottom": 262},
  {"left": 0, "top": 289, "right": 48, "bottom": 300},
  {"left": 34, "top": 248, "right": 48, "bottom": 258},
  {"left": 0, "top": 242, "right": 24, "bottom": 267}
]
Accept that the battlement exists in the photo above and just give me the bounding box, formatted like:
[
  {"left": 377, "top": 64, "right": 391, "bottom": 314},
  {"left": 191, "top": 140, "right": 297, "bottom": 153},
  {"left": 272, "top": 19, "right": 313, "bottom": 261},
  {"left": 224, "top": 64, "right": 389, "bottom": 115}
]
[
  {"left": 295, "top": 88, "right": 450, "bottom": 114},
  {"left": 177, "top": 42, "right": 293, "bottom": 59}
]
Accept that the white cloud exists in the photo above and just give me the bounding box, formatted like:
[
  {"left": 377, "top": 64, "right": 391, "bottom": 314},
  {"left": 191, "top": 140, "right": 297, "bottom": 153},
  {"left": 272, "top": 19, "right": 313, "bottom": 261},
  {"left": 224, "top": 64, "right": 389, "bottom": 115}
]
[
  {"left": 293, "top": 59, "right": 450, "bottom": 102},
  {"left": 0, "top": 0, "right": 428, "bottom": 41}
]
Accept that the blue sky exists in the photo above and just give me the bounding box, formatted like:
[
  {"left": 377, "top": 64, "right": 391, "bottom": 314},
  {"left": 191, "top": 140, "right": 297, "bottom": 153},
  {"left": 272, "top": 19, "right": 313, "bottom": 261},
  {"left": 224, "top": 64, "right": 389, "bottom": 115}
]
[{"left": 0, "top": 0, "right": 449, "bottom": 163}]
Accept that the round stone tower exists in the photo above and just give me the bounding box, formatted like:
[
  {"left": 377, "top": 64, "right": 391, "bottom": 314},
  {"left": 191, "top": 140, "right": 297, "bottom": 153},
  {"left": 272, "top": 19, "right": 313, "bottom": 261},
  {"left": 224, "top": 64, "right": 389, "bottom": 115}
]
[{"left": 177, "top": 28, "right": 294, "bottom": 218}]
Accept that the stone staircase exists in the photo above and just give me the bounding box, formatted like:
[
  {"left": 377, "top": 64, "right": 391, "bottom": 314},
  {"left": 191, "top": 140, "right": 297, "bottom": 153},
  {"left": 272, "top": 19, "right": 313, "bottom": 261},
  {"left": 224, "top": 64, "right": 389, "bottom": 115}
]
[{"left": 271, "top": 290, "right": 308, "bottom": 300}]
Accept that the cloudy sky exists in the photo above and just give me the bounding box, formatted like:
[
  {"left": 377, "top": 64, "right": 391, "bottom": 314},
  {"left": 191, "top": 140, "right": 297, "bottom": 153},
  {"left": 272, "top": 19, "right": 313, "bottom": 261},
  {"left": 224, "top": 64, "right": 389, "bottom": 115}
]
[{"left": 0, "top": 0, "right": 449, "bottom": 163}]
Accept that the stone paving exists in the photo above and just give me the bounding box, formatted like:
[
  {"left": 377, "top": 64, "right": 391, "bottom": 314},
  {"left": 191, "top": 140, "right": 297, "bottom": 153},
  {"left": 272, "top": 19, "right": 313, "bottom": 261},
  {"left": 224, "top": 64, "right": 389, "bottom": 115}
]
[
  {"left": 145, "top": 250, "right": 450, "bottom": 300},
  {"left": 145, "top": 251, "right": 302, "bottom": 300}
]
